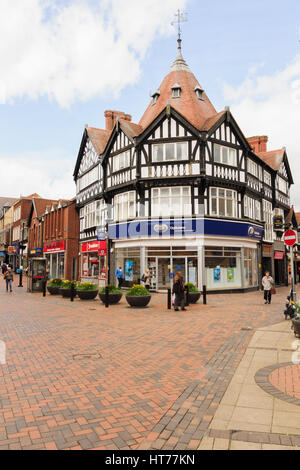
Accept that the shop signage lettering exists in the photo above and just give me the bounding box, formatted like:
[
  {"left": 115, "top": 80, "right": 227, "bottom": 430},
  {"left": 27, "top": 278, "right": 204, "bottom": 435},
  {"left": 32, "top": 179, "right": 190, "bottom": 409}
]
[
  {"left": 274, "top": 251, "right": 284, "bottom": 260},
  {"left": 44, "top": 241, "right": 65, "bottom": 253},
  {"left": 108, "top": 218, "right": 264, "bottom": 241},
  {"left": 273, "top": 216, "right": 283, "bottom": 230},
  {"left": 82, "top": 241, "right": 106, "bottom": 253},
  {"left": 29, "top": 248, "right": 43, "bottom": 256}
]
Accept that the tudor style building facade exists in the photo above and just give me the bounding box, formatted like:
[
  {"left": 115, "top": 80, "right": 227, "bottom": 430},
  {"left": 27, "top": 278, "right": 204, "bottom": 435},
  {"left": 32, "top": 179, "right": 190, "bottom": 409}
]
[{"left": 74, "top": 39, "right": 294, "bottom": 292}]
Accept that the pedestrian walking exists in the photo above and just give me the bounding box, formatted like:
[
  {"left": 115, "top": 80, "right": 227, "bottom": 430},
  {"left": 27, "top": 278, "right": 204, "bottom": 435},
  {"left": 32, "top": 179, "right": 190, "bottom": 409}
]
[
  {"left": 172, "top": 271, "right": 186, "bottom": 311},
  {"left": 1, "top": 263, "right": 7, "bottom": 275},
  {"left": 115, "top": 266, "right": 124, "bottom": 288},
  {"left": 4, "top": 267, "right": 13, "bottom": 292},
  {"left": 142, "top": 269, "right": 151, "bottom": 291},
  {"left": 262, "top": 271, "right": 274, "bottom": 304}
]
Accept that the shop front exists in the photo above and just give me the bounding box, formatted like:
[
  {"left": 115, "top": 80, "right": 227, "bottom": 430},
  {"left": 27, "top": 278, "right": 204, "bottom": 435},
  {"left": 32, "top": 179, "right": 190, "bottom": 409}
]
[
  {"left": 44, "top": 241, "right": 66, "bottom": 280},
  {"left": 273, "top": 241, "right": 286, "bottom": 285},
  {"left": 80, "top": 240, "right": 106, "bottom": 286},
  {"left": 109, "top": 218, "right": 263, "bottom": 292}
]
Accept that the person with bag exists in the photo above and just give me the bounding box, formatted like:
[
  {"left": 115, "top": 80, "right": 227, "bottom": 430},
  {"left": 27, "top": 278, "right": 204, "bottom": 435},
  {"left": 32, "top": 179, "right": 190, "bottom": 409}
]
[
  {"left": 142, "top": 269, "right": 151, "bottom": 291},
  {"left": 4, "top": 267, "right": 13, "bottom": 293},
  {"left": 262, "top": 271, "right": 275, "bottom": 304},
  {"left": 172, "top": 271, "right": 186, "bottom": 311},
  {"left": 115, "top": 266, "right": 123, "bottom": 288}
]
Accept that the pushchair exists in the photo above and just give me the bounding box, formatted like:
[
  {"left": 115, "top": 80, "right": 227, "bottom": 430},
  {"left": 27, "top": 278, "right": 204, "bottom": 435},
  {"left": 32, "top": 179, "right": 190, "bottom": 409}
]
[{"left": 284, "top": 290, "right": 296, "bottom": 320}]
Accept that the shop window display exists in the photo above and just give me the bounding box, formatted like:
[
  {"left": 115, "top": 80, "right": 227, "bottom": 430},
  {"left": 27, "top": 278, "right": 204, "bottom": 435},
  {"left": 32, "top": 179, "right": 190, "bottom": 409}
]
[{"left": 205, "top": 247, "right": 242, "bottom": 290}]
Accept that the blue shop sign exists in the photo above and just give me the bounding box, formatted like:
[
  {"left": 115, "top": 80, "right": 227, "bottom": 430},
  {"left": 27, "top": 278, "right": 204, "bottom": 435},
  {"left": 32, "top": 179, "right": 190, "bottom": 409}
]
[
  {"left": 0, "top": 251, "right": 6, "bottom": 257},
  {"left": 108, "top": 218, "right": 264, "bottom": 241}
]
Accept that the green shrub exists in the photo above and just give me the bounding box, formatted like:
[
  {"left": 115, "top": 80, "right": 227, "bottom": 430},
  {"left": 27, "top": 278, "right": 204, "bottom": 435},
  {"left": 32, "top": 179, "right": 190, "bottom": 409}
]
[
  {"left": 77, "top": 282, "right": 98, "bottom": 291},
  {"left": 126, "top": 284, "right": 149, "bottom": 296},
  {"left": 61, "top": 280, "right": 77, "bottom": 289},
  {"left": 184, "top": 283, "right": 199, "bottom": 293},
  {"left": 48, "top": 278, "right": 63, "bottom": 287},
  {"left": 100, "top": 284, "right": 122, "bottom": 294}
]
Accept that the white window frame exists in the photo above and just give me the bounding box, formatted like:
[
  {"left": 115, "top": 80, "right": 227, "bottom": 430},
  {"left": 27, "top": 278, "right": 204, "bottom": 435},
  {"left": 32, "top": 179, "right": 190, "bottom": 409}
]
[
  {"left": 264, "top": 171, "right": 272, "bottom": 186},
  {"left": 214, "top": 144, "right": 237, "bottom": 166},
  {"left": 244, "top": 195, "right": 261, "bottom": 221},
  {"left": 263, "top": 200, "right": 273, "bottom": 242},
  {"left": 78, "top": 166, "right": 99, "bottom": 192},
  {"left": 114, "top": 191, "right": 136, "bottom": 221},
  {"left": 113, "top": 150, "right": 131, "bottom": 172},
  {"left": 247, "top": 159, "right": 258, "bottom": 178},
  {"left": 210, "top": 187, "right": 238, "bottom": 218},
  {"left": 152, "top": 142, "right": 188, "bottom": 163},
  {"left": 151, "top": 186, "right": 191, "bottom": 217}
]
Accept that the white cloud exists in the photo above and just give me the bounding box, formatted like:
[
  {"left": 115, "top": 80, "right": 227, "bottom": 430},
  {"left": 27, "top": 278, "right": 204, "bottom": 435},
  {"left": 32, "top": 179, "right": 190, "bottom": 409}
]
[
  {"left": 0, "top": 0, "right": 187, "bottom": 107},
  {"left": 0, "top": 150, "right": 75, "bottom": 200},
  {"left": 223, "top": 55, "right": 300, "bottom": 208}
]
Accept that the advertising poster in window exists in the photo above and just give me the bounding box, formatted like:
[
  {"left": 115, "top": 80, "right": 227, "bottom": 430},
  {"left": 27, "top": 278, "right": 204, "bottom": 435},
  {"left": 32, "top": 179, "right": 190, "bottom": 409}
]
[
  {"left": 82, "top": 255, "right": 88, "bottom": 277},
  {"left": 213, "top": 268, "right": 221, "bottom": 283},
  {"left": 227, "top": 268, "right": 234, "bottom": 282},
  {"left": 125, "top": 260, "right": 133, "bottom": 282}
]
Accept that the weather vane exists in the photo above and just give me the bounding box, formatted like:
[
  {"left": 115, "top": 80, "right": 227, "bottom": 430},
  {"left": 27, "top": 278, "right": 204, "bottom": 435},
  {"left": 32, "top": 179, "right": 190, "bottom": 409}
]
[{"left": 171, "top": 9, "right": 188, "bottom": 41}]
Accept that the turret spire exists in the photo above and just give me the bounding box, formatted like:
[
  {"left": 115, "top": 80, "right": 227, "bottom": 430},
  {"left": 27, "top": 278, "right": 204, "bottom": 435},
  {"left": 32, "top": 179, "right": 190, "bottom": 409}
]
[{"left": 170, "top": 10, "right": 190, "bottom": 72}]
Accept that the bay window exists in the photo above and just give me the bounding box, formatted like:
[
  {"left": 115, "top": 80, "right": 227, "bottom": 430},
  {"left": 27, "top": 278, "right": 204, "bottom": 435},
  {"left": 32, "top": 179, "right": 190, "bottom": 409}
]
[
  {"left": 210, "top": 188, "right": 237, "bottom": 218},
  {"left": 244, "top": 195, "right": 261, "bottom": 221},
  {"left": 152, "top": 187, "right": 191, "bottom": 217},
  {"left": 152, "top": 142, "right": 188, "bottom": 162},
  {"left": 263, "top": 200, "right": 273, "bottom": 242},
  {"left": 214, "top": 144, "right": 237, "bottom": 166},
  {"left": 114, "top": 192, "right": 136, "bottom": 221}
]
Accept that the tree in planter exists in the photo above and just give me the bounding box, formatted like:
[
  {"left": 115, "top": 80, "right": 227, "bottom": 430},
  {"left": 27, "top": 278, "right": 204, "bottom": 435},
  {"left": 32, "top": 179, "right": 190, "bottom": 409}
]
[
  {"left": 126, "top": 284, "right": 151, "bottom": 308},
  {"left": 184, "top": 283, "right": 201, "bottom": 304},
  {"left": 47, "top": 278, "right": 63, "bottom": 295},
  {"left": 99, "top": 284, "right": 123, "bottom": 305},
  {"left": 77, "top": 282, "right": 98, "bottom": 300}
]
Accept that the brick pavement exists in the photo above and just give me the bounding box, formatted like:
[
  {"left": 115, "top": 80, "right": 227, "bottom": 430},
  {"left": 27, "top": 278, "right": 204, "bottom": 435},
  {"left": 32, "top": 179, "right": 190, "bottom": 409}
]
[
  {"left": 269, "top": 364, "right": 300, "bottom": 400},
  {"left": 0, "top": 277, "right": 296, "bottom": 450}
]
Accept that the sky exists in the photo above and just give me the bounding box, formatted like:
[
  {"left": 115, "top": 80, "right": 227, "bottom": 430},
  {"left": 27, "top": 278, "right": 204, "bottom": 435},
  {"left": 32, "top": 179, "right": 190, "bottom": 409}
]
[{"left": 0, "top": 0, "right": 299, "bottom": 207}]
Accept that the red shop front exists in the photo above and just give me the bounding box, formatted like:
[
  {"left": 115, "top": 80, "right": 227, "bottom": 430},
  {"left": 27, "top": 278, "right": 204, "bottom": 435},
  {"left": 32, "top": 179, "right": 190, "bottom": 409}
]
[
  {"left": 44, "top": 240, "right": 66, "bottom": 279},
  {"left": 81, "top": 241, "right": 107, "bottom": 284}
]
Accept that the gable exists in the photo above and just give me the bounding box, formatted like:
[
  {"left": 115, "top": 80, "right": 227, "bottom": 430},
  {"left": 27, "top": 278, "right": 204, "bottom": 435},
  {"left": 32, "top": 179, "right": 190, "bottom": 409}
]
[{"left": 78, "top": 138, "right": 99, "bottom": 177}]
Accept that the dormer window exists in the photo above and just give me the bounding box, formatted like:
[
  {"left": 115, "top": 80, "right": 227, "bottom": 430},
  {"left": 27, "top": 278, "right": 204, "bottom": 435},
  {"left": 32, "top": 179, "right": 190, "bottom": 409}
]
[
  {"left": 151, "top": 90, "right": 160, "bottom": 105},
  {"left": 171, "top": 83, "right": 181, "bottom": 98},
  {"left": 195, "top": 86, "right": 204, "bottom": 101}
]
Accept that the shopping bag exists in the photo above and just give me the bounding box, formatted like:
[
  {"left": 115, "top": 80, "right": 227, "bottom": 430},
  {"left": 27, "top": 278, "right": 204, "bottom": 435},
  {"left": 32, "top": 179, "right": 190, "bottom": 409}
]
[{"left": 271, "top": 287, "right": 276, "bottom": 295}]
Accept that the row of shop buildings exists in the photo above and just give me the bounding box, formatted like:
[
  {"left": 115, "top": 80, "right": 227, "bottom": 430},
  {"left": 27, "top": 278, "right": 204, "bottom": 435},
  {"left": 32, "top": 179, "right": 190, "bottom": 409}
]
[{"left": 0, "top": 39, "right": 299, "bottom": 292}]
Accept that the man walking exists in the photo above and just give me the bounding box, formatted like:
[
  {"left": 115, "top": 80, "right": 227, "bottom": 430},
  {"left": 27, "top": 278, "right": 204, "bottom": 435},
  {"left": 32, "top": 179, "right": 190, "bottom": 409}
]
[
  {"left": 262, "top": 271, "right": 274, "bottom": 304},
  {"left": 4, "top": 267, "right": 13, "bottom": 292},
  {"left": 115, "top": 266, "right": 123, "bottom": 289}
]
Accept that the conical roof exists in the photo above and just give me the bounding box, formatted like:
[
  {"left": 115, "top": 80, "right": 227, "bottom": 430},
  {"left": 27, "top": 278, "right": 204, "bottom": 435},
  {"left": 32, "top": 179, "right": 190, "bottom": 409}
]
[{"left": 139, "top": 39, "right": 217, "bottom": 131}]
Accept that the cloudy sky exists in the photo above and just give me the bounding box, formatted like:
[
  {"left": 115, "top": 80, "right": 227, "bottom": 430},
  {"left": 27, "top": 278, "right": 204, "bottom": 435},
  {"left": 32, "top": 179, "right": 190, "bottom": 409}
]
[{"left": 0, "top": 0, "right": 299, "bottom": 207}]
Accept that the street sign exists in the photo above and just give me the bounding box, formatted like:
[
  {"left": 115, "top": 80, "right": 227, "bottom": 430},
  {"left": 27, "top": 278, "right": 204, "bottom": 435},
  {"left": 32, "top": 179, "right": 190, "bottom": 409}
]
[
  {"left": 283, "top": 229, "right": 297, "bottom": 247},
  {"left": 96, "top": 230, "right": 107, "bottom": 241}
]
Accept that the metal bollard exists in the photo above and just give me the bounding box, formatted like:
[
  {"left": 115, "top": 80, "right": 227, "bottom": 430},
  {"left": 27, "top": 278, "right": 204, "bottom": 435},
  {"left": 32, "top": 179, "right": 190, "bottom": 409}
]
[
  {"left": 105, "top": 286, "right": 109, "bottom": 308},
  {"left": 42, "top": 279, "right": 46, "bottom": 297},
  {"left": 185, "top": 285, "right": 189, "bottom": 306},
  {"left": 167, "top": 288, "right": 172, "bottom": 310},
  {"left": 18, "top": 270, "right": 23, "bottom": 288},
  {"left": 70, "top": 282, "right": 75, "bottom": 302},
  {"left": 203, "top": 285, "right": 207, "bottom": 305}
]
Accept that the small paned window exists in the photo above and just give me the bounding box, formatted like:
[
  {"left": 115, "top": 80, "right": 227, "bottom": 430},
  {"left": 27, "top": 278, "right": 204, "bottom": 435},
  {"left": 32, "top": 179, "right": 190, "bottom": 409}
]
[
  {"left": 171, "top": 83, "right": 181, "bottom": 99},
  {"left": 214, "top": 144, "right": 237, "bottom": 166},
  {"left": 195, "top": 86, "right": 204, "bottom": 101}
]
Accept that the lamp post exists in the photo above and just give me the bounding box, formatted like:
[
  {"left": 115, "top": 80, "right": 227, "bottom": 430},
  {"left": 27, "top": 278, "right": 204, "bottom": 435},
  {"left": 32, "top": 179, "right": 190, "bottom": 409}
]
[{"left": 18, "top": 223, "right": 24, "bottom": 287}]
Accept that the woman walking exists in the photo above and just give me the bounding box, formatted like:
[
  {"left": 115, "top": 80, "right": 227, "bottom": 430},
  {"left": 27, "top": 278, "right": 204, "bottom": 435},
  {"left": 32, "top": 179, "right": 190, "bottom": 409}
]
[
  {"left": 172, "top": 271, "right": 186, "bottom": 311},
  {"left": 142, "top": 269, "right": 151, "bottom": 291},
  {"left": 4, "top": 267, "right": 13, "bottom": 293},
  {"left": 262, "top": 271, "right": 274, "bottom": 304}
]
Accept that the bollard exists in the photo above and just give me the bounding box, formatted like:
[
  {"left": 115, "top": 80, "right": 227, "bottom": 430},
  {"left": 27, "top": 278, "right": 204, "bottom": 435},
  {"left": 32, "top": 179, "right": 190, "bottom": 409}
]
[
  {"left": 167, "top": 288, "right": 172, "bottom": 310},
  {"left": 70, "top": 282, "right": 75, "bottom": 302},
  {"left": 42, "top": 279, "right": 46, "bottom": 297},
  {"left": 105, "top": 285, "right": 109, "bottom": 308},
  {"left": 185, "top": 285, "right": 189, "bottom": 306},
  {"left": 18, "top": 270, "right": 23, "bottom": 288},
  {"left": 203, "top": 285, "right": 207, "bottom": 305}
]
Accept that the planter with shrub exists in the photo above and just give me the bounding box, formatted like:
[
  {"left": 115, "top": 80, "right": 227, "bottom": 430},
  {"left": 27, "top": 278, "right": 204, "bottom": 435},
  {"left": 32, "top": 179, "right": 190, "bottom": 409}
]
[
  {"left": 184, "top": 283, "right": 201, "bottom": 304},
  {"left": 59, "top": 280, "right": 77, "bottom": 298},
  {"left": 99, "top": 284, "right": 123, "bottom": 305},
  {"left": 126, "top": 284, "right": 151, "bottom": 308},
  {"left": 47, "top": 278, "right": 63, "bottom": 295},
  {"left": 77, "top": 282, "right": 98, "bottom": 300},
  {"left": 292, "top": 302, "right": 300, "bottom": 338}
]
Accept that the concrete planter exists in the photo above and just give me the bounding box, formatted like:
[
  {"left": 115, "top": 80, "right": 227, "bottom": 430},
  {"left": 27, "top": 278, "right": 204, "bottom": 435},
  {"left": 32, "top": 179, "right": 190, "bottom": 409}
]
[
  {"left": 47, "top": 286, "right": 61, "bottom": 295},
  {"left": 188, "top": 292, "right": 201, "bottom": 304},
  {"left": 77, "top": 290, "right": 98, "bottom": 300},
  {"left": 126, "top": 295, "right": 151, "bottom": 308},
  {"left": 59, "top": 288, "right": 77, "bottom": 298},
  {"left": 99, "top": 293, "right": 123, "bottom": 305},
  {"left": 292, "top": 318, "right": 300, "bottom": 338}
]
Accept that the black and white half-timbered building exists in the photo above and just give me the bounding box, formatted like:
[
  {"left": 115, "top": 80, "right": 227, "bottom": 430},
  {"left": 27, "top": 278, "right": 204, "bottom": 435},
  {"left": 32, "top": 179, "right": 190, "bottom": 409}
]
[{"left": 73, "top": 39, "right": 294, "bottom": 291}]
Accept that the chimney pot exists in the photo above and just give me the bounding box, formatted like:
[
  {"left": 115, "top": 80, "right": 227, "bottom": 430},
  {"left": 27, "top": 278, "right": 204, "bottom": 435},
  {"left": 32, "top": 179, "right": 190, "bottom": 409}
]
[{"left": 104, "top": 110, "right": 131, "bottom": 131}]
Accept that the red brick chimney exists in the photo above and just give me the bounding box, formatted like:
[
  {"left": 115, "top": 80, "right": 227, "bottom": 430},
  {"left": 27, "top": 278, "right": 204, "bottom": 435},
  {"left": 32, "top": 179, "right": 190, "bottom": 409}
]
[
  {"left": 247, "top": 136, "right": 268, "bottom": 154},
  {"left": 104, "top": 110, "right": 132, "bottom": 131}
]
